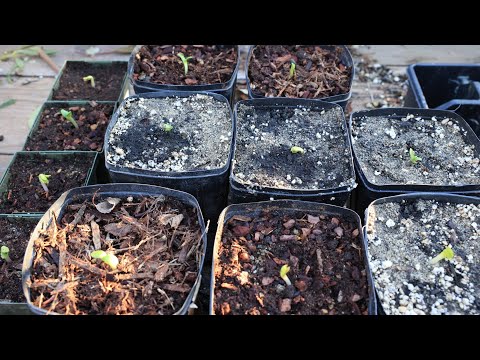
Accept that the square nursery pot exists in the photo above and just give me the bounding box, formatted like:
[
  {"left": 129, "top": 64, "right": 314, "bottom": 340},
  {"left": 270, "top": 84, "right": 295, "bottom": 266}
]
[
  {"left": 128, "top": 45, "right": 240, "bottom": 104},
  {"left": 0, "top": 151, "right": 99, "bottom": 217},
  {"left": 23, "top": 101, "right": 117, "bottom": 153},
  {"left": 350, "top": 107, "right": 480, "bottom": 215},
  {"left": 210, "top": 200, "right": 376, "bottom": 315},
  {"left": 246, "top": 45, "right": 354, "bottom": 110},
  {"left": 405, "top": 63, "right": 480, "bottom": 136},
  {"left": 364, "top": 192, "right": 480, "bottom": 315},
  {"left": 22, "top": 183, "right": 207, "bottom": 315},
  {"left": 0, "top": 214, "right": 41, "bottom": 315},
  {"left": 48, "top": 60, "right": 129, "bottom": 103},
  {"left": 104, "top": 92, "right": 234, "bottom": 223},
  {"left": 230, "top": 98, "right": 356, "bottom": 207}
]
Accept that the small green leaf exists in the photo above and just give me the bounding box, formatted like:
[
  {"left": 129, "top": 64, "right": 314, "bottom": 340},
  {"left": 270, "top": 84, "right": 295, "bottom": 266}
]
[
  {"left": 430, "top": 247, "right": 455, "bottom": 265},
  {"left": 163, "top": 123, "right": 173, "bottom": 132},
  {"left": 83, "top": 75, "right": 95, "bottom": 88},
  {"left": 177, "top": 53, "right": 193, "bottom": 75},
  {"left": 1, "top": 245, "right": 11, "bottom": 262},
  {"left": 289, "top": 60, "right": 296, "bottom": 79},
  {"left": 279, "top": 264, "right": 292, "bottom": 286},
  {"left": 0, "top": 99, "right": 16, "bottom": 109},
  {"left": 102, "top": 253, "right": 119, "bottom": 270},
  {"left": 291, "top": 146, "right": 305, "bottom": 154},
  {"left": 409, "top": 148, "right": 422, "bottom": 165},
  {"left": 38, "top": 173, "right": 51, "bottom": 185},
  {"left": 91, "top": 250, "right": 107, "bottom": 259},
  {"left": 61, "top": 109, "right": 79, "bottom": 129}
]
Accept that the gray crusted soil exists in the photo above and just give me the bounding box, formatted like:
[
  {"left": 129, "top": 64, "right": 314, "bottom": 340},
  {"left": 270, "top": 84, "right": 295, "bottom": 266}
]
[
  {"left": 233, "top": 104, "right": 356, "bottom": 191},
  {"left": 367, "top": 198, "right": 480, "bottom": 315},
  {"left": 352, "top": 114, "right": 480, "bottom": 186},
  {"left": 106, "top": 94, "right": 232, "bottom": 172}
]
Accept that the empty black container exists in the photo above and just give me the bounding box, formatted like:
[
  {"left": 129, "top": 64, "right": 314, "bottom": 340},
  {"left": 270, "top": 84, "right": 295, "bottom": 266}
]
[
  {"left": 229, "top": 98, "right": 356, "bottom": 207},
  {"left": 104, "top": 92, "right": 235, "bottom": 224},
  {"left": 364, "top": 192, "right": 480, "bottom": 315},
  {"left": 22, "top": 183, "right": 207, "bottom": 315},
  {"left": 128, "top": 46, "right": 240, "bottom": 104},
  {"left": 350, "top": 107, "right": 480, "bottom": 214},
  {"left": 0, "top": 214, "right": 41, "bottom": 315},
  {"left": 245, "top": 45, "right": 354, "bottom": 111},
  {"left": 405, "top": 63, "right": 480, "bottom": 135},
  {"left": 210, "top": 200, "right": 377, "bottom": 315}
]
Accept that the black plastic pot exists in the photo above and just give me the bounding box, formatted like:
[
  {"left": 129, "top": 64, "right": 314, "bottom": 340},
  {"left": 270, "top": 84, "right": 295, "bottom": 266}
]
[
  {"left": 209, "top": 200, "right": 377, "bottom": 315},
  {"left": 0, "top": 214, "right": 41, "bottom": 315},
  {"left": 363, "top": 192, "right": 480, "bottom": 315},
  {"left": 350, "top": 108, "right": 480, "bottom": 214},
  {"left": 47, "top": 60, "right": 129, "bottom": 104},
  {"left": 245, "top": 45, "right": 354, "bottom": 111},
  {"left": 104, "top": 91, "right": 234, "bottom": 224},
  {"left": 128, "top": 46, "right": 240, "bottom": 104},
  {"left": 21, "top": 183, "right": 207, "bottom": 315},
  {"left": 0, "top": 151, "right": 99, "bottom": 217},
  {"left": 405, "top": 63, "right": 480, "bottom": 136},
  {"left": 229, "top": 98, "right": 356, "bottom": 207}
]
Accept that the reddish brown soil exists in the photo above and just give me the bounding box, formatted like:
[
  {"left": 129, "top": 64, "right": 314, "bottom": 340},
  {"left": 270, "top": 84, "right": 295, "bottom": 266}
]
[
  {"left": 133, "top": 45, "right": 237, "bottom": 85},
  {"left": 213, "top": 209, "right": 369, "bottom": 315},
  {"left": 248, "top": 45, "right": 352, "bottom": 99},
  {"left": 29, "top": 195, "right": 203, "bottom": 315},
  {"left": 24, "top": 103, "right": 114, "bottom": 152}
]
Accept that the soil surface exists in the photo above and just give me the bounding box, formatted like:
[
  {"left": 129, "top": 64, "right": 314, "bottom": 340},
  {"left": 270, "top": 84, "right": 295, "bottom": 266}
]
[
  {"left": 107, "top": 94, "right": 232, "bottom": 172},
  {"left": 233, "top": 104, "right": 356, "bottom": 191},
  {"left": 367, "top": 198, "right": 480, "bottom": 315},
  {"left": 213, "top": 209, "right": 369, "bottom": 315},
  {"left": 24, "top": 103, "right": 114, "bottom": 152},
  {"left": 248, "top": 45, "right": 352, "bottom": 99},
  {"left": 133, "top": 45, "right": 237, "bottom": 85},
  {"left": 352, "top": 113, "right": 480, "bottom": 186},
  {"left": 0, "top": 154, "right": 94, "bottom": 214},
  {"left": 51, "top": 62, "right": 126, "bottom": 101},
  {"left": 29, "top": 195, "right": 203, "bottom": 315},
  {"left": 0, "top": 218, "right": 37, "bottom": 302}
]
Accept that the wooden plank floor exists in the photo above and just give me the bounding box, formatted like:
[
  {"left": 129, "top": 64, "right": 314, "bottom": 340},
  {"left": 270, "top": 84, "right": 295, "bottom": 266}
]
[{"left": 1, "top": 45, "right": 479, "bottom": 178}]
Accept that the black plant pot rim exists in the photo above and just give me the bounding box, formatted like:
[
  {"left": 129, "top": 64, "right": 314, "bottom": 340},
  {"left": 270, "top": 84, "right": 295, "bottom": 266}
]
[
  {"left": 230, "top": 98, "right": 357, "bottom": 195},
  {"left": 21, "top": 183, "right": 207, "bottom": 315},
  {"left": 245, "top": 45, "right": 355, "bottom": 101},
  {"left": 104, "top": 91, "right": 235, "bottom": 179},
  {"left": 363, "top": 191, "right": 480, "bottom": 315},
  {"left": 128, "top": 45, "right": 241, "bottom": 91},
  {"left": 209, "top": 199, "right": 377, "bottom": 315},
  {"left": 407, "top": 63, "right": 480, "bottom": 109},
  {"left": 349, "top": 107, "right": 480, "bottom": 193}
]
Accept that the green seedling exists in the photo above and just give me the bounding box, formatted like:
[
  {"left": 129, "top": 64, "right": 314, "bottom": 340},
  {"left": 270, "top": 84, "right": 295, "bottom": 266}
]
[
  {"left": 91, "top": 250, "right": 119, "bottom": 270},
  {"left": 82, "top": 75, "right": 95, "bottom": 88},
  {"left": 430, "top": 247, "right": 455, "bottom": 265},
  {"left": 60, "top": 109, "right": 79, "bottom": 129},
  {"left": 177, "top": 52, "right": 193, "bottom": 75},
  {"left": 38, "top": 173, "right": 51, "bottom": 193},
  {"left": 163, "top": 123, "right": 173, "bottom": 132},
  {"left": 280, "top": 264, "right": 292, "bottom": 286},
  {"left": 409, "top": 148, "right": 422, "bottom": 165},
  {"left": 289, "top": 60, "right": 296, "bottom": 80},
  {"left": 1, "top": 246, "right": 11, "bottom": 263},
  {"left": 291, "top": 146, "right": 305, "bottom": 154}
]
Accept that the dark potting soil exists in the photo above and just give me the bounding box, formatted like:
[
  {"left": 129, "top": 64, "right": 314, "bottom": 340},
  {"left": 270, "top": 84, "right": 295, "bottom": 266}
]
[
  {"left": 51, "top": 62, "right": 126, "bottom": 101},
  {"left": 352, "top": 114, "right": 480, "bottom": 186},
  {"left": 213, "top": 210, "right": 368, "bottom": 315},
  {"left": 133, "top": 45, "right": 237, "bottom": 85},
  {"left": 367, "top": 198, "right": 480, "bottom": 315},
  {"left": 233, "top": 104, "right": 356, "bottom": 191},
  {"left": 24, "top": 103, "right": 114, "bottom": 152},
  {"left": 248, "top": 45, "right": 352, "bottom": 99},
  {"left": 106, "top": 94, "right": 232, "bottom": 172},
  {"left": 0, "top": 154, "right": 94, "bottom": 214},
  {"left": 0, "top": 218, "right": 36, "bottom": 302},
  {"left": 29, "top": 195, "right": 203, "bottom": 315}
]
